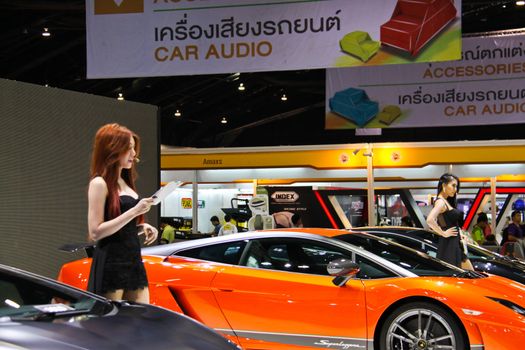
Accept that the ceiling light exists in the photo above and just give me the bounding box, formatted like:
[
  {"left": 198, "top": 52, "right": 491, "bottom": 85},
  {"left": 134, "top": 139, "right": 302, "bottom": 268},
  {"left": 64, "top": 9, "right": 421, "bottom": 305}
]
[
  {"left": 174, "top": 109, "right": 181, "bottom": 117},
  {"left": 42, "top": 28, "right": 51, "bottom": 37},
  {"left": 517, "top": 1, "right": 525, "bottom": 5},
  {"left": 117, "top": 93, "right": 124, "bottom": 101},
  {"left": 221, "top": 117, "right": 228, "bottom": 124},
  {"left": 503, "top": 4, "right": 507, "bottom": 7},
  {"left": 238, "top": 83, "right": 245, "bottom": 91},
  {"left": 281, "top": 94, "right": 288, "bottom": 101}
]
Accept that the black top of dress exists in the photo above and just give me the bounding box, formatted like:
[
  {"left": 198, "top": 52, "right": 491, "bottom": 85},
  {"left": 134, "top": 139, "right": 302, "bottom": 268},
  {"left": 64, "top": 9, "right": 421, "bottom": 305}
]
[
  {"left": 88, "top": 195, "right": 148, "bottom": 294},
  {"left": 435, "top": 198, "right": 464, "bottom": 267},
  {"left": 437, "top": 201, "right": 463, "bottom": 230}
]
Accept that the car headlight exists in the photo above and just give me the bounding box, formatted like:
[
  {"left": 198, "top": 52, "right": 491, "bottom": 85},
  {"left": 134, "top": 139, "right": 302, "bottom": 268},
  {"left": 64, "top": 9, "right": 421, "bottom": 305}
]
[{"left": 487, "top": 297, "right": 525, "bottom": 316}]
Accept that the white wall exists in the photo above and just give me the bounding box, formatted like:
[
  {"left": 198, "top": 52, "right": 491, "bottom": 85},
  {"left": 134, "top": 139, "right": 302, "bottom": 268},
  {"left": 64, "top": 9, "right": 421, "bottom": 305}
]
[{"left": 160, "top": 186, "right": 252, "bottom": 232}]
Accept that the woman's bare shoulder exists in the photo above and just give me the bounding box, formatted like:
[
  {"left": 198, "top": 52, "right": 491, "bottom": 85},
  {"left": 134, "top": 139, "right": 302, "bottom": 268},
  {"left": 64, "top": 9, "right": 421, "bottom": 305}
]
[
  {"left": 433, "top": 198, "right": 449, "bottom": 210},
  {"left": 89, "top": 176, "right": 108, "bottom": 191}
]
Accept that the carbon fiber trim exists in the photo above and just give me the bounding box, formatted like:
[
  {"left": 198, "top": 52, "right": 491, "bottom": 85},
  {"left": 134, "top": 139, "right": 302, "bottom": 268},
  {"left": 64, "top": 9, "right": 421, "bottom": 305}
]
[
  {"left": 216, "top": 328, "right": 372, "bottom": 349},
  {"left": 216, "top": 328, "right": 485, "bottom": 350}
]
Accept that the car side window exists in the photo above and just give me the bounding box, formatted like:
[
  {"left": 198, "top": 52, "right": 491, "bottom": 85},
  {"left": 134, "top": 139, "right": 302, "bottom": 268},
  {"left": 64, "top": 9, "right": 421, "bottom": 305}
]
[
  {"left": 423, "top": 244, "right": 438, "bottom": 258},
  {"left": 354, "top": 254, "right": 397, "bottom": 279},
  {"left": 388, "top": 235, "right": 433, "bottom": 254},
  {"left": 412, "top": 230, "right": 436, "bottom": 242},
  {"left": 0, "top": 280, "right": 23, "bottom": 306},
  {"left": 176, "top": 241, "right": 246, "bottom": 265},
  {"left": 0, "top": 272, "right": 86, "bottom": 315},
  {"left": 239, "top": 238, "right": 352, "bottom": 276}
]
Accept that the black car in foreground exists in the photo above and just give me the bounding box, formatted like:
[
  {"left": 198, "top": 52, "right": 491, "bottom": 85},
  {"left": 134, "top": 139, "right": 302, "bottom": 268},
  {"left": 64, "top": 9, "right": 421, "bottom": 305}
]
[
  {"left": 351, "top": 226, "right": 525, "bottom": 285},
  {"left": 0, "top": 263, "right": 239, "bottom": 350}
]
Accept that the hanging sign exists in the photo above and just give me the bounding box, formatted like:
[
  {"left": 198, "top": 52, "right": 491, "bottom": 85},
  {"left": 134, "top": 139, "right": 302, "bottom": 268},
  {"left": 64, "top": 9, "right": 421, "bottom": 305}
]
[
  {"left": 86, "top": 0, "right": 461, "bottom": 78},
  {"left": 326, "top": 35, "right": 525, "bottom": 129}
]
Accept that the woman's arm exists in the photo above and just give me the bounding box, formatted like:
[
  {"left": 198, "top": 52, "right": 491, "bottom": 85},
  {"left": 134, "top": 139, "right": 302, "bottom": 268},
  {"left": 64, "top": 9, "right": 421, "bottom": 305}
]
[
  {"left": 137, "top": 222, "right": 158, "bottom": 245},
  {"left": 426, "top": 199, "right": 457, "bottom": 238},
  {"left": 87, "top": 177, "right": 153, "bottom": 241}
]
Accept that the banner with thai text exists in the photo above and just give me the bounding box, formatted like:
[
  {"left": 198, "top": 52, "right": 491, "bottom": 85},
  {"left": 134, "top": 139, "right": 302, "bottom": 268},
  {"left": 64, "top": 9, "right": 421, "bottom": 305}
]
[
  {"left": 86, "top": 0, "right": 461, "bottom": 78},
  {"left": 326, "top": 35, "right": 525, "bottom": 129}
]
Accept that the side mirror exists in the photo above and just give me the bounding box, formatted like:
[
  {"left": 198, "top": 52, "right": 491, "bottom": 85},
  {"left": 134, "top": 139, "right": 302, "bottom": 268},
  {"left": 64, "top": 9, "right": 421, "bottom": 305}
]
[
  {"left": 327, "top": 258, "right": 360, "bottom": 287},
  {"left": 58, "top": 242, "right": 95, "bottom": 258}
]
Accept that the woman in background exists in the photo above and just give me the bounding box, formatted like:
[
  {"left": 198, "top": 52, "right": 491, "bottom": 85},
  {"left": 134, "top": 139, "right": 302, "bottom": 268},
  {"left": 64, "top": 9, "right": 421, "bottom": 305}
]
[
  {"left": 87, "top": 123, "right": 157, "bottom": 303},
  {"left": 427, "top": 173, "right": 473, "bottom": 269}
]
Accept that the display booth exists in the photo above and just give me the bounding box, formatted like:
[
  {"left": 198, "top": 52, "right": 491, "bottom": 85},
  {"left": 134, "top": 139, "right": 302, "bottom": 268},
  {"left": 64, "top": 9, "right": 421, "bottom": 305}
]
[{"left": 159, "top": 140, "right": 525, "bottom": 237}]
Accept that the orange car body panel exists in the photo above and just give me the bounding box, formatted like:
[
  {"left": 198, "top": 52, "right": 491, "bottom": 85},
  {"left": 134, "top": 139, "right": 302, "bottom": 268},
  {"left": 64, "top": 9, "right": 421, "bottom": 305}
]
[{"left": 58, "top": 228, "right": 525, "bottom": 350}]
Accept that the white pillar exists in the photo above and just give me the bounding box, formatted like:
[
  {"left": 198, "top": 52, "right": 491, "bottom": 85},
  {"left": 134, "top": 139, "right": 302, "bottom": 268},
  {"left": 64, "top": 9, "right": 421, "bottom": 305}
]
[
  {"left": 490, "top": 177, "right": 497, "bottom": 234},
  {"left": 366, "top": 144, "right": 375, "bottom": 226},
  {"left": 253, "top": 179, "right": 258, "bottom": 196},
  {"left": 192, "top": 170, "right": 199, "bottom": 234}
]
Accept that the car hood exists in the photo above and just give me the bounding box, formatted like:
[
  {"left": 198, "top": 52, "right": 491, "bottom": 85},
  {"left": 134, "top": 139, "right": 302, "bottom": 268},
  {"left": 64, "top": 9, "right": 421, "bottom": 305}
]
[
  {"left": 462, "top": 274, "right": 525, "bottom": 295},
  {"left": 436, "top": 274, "right": 525, "bottom": 315},
  {"left": 0, "top": 302, "right": 236, "bottom": 350}
]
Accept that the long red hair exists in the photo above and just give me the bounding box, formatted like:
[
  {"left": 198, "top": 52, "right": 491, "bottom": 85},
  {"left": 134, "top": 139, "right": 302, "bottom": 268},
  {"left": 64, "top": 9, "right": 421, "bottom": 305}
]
[{"left": 90, "top": 123, "right": 142, "bottom": 222}]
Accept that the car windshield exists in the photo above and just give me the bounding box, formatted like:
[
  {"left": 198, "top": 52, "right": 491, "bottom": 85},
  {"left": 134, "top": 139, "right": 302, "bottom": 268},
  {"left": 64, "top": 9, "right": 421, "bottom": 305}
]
[
  {"left": 400, "top": 230, "right": 511, "bottom": 262},
  {"left": 359, "top": 228, "right": 506, "bottom": 261},
  {"left": 0, "top": 270, "right": 111, "bottom": 320},
  {"left": 335, "top": 233, "right": 475, "bottom": 277},
  {"left": 467, "top": 244, "right": 504, "bottom": 259}
]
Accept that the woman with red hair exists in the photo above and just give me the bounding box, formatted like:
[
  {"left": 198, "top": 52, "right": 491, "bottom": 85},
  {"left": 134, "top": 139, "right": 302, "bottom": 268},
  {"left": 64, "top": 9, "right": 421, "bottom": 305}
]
[{"left": 87, "top": 123, "right": 157, "bottom": 303}]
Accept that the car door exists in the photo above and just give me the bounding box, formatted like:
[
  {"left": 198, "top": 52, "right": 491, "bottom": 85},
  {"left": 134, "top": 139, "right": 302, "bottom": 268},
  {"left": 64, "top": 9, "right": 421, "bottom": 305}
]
[{"left": 210, "top": 237, "right": 370, "bottom": 350}]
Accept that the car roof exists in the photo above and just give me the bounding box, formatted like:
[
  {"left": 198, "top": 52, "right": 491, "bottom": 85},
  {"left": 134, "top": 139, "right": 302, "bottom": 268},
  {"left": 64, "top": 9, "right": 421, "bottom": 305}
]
[
  {"left": 143, "top": 229, "right": 467, "bottom": 277},
  {"left": 142, "top": 228, "right": 350, "bottom": 257},
  {"left": 352, "top": 226, "right": 427, "bottom": 233}
]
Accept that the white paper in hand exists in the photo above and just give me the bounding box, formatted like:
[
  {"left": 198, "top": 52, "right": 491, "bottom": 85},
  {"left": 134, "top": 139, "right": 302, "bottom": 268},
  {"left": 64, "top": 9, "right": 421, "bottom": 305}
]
[{"left": 151, "top": 181, "right": 182, "bottom": 205}]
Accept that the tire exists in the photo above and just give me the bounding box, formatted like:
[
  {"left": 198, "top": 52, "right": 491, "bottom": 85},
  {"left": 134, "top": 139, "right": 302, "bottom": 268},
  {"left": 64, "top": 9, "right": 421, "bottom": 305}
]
[{"left": 379, "top": 302, "right": 466, "bottom": 350}]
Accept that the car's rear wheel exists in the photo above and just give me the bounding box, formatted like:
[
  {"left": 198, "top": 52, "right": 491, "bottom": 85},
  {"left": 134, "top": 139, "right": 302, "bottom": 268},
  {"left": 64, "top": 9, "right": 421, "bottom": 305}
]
[{"left": 379, "top": 302, "right": 466, "bottom": 350}]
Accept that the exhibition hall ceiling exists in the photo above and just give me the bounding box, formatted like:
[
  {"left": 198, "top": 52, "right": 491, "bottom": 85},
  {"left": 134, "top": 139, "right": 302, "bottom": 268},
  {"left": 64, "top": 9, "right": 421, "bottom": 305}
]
[{"left": 1, "top": 0, "right": 524, "bottom": 148}]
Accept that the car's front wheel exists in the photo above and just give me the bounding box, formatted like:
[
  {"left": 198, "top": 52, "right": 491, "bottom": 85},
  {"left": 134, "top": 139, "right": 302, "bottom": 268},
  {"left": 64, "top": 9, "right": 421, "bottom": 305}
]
[{"left": 379, "top": 302, "right": 466, "bottom": 350}]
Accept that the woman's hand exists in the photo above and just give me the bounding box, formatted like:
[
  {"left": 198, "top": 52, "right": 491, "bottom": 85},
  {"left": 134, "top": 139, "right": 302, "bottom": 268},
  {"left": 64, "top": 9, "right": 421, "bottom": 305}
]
[
  {"left": 442, "top": 227, "right": 458, "bottom": 238},
  {"left": 140, "top": 223, "right": 158, "bottom": 245},
  {"left": 134, "top": 197, "right": 154, "bottom": 216}
]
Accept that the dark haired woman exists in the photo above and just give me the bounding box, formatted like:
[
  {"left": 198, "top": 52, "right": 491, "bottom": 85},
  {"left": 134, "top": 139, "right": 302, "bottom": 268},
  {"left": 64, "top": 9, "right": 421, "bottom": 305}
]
[
  {"left": 427, "top": 173, "right": 472, "bottom": 269},
  {"left": 87, "top": 123, "right": 157, "bottom": 302}
]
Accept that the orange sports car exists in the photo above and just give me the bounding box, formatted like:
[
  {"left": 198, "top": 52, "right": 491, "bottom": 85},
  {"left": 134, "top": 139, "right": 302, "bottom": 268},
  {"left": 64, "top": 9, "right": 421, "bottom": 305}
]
[{"left": 58, "top": 229, "right": 525, "bottom": 350}]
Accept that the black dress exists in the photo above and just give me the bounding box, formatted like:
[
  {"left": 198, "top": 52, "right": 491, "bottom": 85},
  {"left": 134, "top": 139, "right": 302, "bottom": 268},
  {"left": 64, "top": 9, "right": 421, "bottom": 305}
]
[
  {"left": 87, "top": 195, "right": 148, "bottom": 295},
  {"left": 436, "top": 200, "right": 465, "bottom": 268}
]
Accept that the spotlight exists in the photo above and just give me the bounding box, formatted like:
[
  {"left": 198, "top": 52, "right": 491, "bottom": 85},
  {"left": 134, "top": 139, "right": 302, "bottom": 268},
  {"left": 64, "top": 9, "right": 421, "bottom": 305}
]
[
  {"left": 238, "top": 83, "right": 245, "bottom": 91},
  {"left": 42, "top": 28, "right": 51, "bottom": 37},
  {"left": 221, "top": 117, "right": 228, "bottom": 124},
  {"left": 517, "top": 1, "right": 525, "bottom": 5},
  {"left": 281, "top": 94, "right": 288, "bottom": 101},
  {"left": 174, "top": 109, "right": 181, "bottom": 117},
  {"left": 117, "top": 93, "right": 124, "bottom": 101}
]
